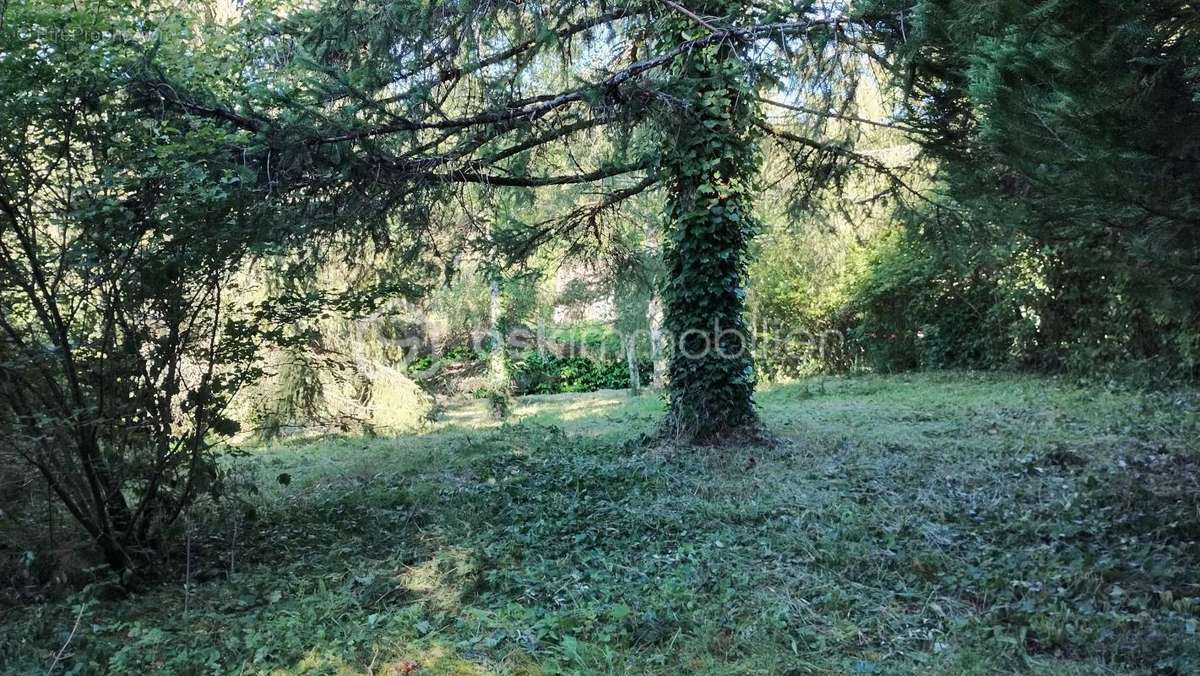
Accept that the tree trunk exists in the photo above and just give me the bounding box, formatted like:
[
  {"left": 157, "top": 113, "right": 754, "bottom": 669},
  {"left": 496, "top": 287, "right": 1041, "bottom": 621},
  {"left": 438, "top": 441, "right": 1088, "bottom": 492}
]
[
  {"left": 659, "top": 29, "right": 759, "bottom": 443},
  {"left": 488, "top": 274, "right": 509, "bottom": 390},
  {"left": 625, "top": 336, "right": 641, "bottom": 395},
  {"left": 647, "top": 291, "right": 666, "bottom": 389}
]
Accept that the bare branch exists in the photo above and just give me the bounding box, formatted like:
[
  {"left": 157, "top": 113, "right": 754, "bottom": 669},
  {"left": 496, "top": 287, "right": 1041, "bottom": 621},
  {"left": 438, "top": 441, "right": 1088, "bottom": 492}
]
[
  {"left": 757, "top": 96, "right": 906, "bottom": 131},
  {"left": 422, "top": 162, "right": 648, "bottom": 188},
  {"left": 659, "top": 0, "right": 719, "bottom": 32}
]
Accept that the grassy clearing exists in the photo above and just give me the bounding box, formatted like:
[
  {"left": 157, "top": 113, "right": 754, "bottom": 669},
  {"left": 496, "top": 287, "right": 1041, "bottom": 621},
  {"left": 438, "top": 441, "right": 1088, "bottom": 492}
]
[{"left": 4, "top": 374, "right": 1199, "bottom": 674}]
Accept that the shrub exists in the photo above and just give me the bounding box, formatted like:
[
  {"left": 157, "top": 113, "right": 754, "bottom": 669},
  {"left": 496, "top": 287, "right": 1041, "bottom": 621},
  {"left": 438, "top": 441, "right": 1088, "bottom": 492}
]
[
  {"left": 0, "top": 2, "right": 273, "bottom": 578},
  {"left": 510, "top": 352, "right": 646, "bottom": 395},
  {"left": 837, "top": 229, "right": 1041, "bottom": 372}
]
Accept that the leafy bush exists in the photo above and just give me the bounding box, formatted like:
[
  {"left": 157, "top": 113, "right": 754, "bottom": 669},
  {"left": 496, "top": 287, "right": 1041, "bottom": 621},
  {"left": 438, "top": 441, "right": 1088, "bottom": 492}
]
[
  {"left": 546, "top": 322, "right": 627, "bottom": 360},
  {"left": 832, "top": 224, "right": 1200, "bottom": 381},
  {"left": 839, "top": 229, "right": 1038, "bottom": 372},
  {"left": 442, "top": 344, "right": 483, "bottom": 363},
  {"left": 510, "top": 352, "right": 646, "bottom": 395},
  {"left": 0, "top": 3, "right": 275, "bottom": 577}
]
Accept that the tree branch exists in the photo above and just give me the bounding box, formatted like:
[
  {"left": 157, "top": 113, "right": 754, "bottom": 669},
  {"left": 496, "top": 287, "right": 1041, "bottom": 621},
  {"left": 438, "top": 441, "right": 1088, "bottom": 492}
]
[
  {"left": 754, "top": 120, "right": 950, "bottom": 211},
  {"left": 312, "top": 18, "right": 849, "bottom": 145},
  {"left": 423, "top": 162, "right": 648, "bottom": 187},
  {"left": 757, "top": 96, "right": 906, "bottom": 131}
]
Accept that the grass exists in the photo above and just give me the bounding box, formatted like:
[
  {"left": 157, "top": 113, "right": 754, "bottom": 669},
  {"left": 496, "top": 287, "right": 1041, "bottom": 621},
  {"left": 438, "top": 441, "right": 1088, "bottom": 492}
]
[{"left": 4, "top": 373, "right": 1200, "bottom": 674}]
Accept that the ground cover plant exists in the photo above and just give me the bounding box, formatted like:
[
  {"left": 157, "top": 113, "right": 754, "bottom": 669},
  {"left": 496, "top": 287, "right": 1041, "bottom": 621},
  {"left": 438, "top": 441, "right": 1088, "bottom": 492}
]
[{"left": 4, "top": 373, "right": 1197, "bottom": 674}]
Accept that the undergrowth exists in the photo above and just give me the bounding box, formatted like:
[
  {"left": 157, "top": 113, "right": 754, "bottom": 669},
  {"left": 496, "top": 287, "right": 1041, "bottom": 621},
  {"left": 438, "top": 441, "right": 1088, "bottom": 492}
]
[{"left": 3, "top": 374, "right": 1198, "bottom": 674}]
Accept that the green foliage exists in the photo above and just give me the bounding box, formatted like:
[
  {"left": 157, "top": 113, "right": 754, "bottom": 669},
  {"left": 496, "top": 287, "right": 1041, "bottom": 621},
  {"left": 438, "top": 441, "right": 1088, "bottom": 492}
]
[
  {"left": 864, "top": 0, "right": 1200, "bottom": 379},
  {"left": 0, "top": 0, "right": 281, "bottom": 575},
  {"left": 744, "top": 0, "right": 1200, "bottom": 382},
  {"left": 839, "top": 228, "right": 1042, "bottom": 371},
  {"left": 658, "top": 11, "right": 764, "bottom": 442},
  {"left": 546, "top": 321, "right": 628, "bottom": 358},
  {"left": 509, "top": 352, "right": 643, "bottom": 395},
  {"left": 239, "top": 257, "right": 436, "bottom": 440},
  {"left": 442, "top": 344, "right": 483, "bottom": 363},
  {"left": 4, "top": 375, "right": 1198, "bottom": 673},
  {"left": 747, "top": 221, "right": 858, "bottom": 379}
]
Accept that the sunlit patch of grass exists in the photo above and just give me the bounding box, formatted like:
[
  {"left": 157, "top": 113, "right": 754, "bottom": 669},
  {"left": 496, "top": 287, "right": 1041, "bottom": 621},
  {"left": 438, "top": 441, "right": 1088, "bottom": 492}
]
[
  {"left": 396, "top": 547, "right": 479, "bottom": 612},
  {"left": 436, "top": 399, "right": 497, "bottom": 430},
  {"left": 272, "top": 648, "right": 360, "bottom": 675},
  {"left": 516, "top": 391, "right": 626, "bottom": 421},
  {"left": 267, "top": 642, "right": 485, "bottom": 676},
  {"left": 369, "top": 643, "right": 490, "bottom": 676},
  {"left": 512, "top": 389, "right": 661, "bottom": 440}
]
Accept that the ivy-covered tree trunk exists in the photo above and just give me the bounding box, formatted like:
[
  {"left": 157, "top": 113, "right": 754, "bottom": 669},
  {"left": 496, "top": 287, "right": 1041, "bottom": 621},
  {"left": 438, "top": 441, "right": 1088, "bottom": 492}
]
[{"left": 660, "top": 32, "right": 761, "bottom": 443}]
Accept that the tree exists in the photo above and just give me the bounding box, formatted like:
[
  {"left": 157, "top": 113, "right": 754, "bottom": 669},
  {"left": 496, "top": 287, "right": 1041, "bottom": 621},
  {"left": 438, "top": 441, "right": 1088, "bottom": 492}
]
[
  {"left": 866, "top": 0, "right": 1200, "bottom": 374},
  {"left": 138, "top": 1, "right": 897, "bottom": 442},
  {"left": 0, "top": 1, "right": 278, "bottom": 575},
  {"left": 655, "top": 7, "right": 762, "bottom": 440}
]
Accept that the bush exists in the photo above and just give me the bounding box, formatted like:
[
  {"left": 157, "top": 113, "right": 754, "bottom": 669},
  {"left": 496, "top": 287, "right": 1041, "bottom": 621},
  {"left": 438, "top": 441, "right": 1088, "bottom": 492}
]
[
  {"left": 0, "top": 2, "right": 275, "bottom": 579},
  {"left": 833, "top": 226, "right": 1200, "bottom": 380},
  {"left": 510, "top": 352, "right": 647, "bottom": 395},
  {"left": 833, "top": 229, "right": 1041, "bottom": 372}
]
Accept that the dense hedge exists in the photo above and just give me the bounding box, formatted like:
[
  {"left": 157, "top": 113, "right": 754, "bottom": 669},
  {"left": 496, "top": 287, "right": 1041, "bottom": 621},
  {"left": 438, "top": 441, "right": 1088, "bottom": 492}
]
[
  {"left": 834, "top": 227, "right": 1199, "bottom": 382},
  {"left": 752, "top": 223, "right": 1200, "bottom": 383}
]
